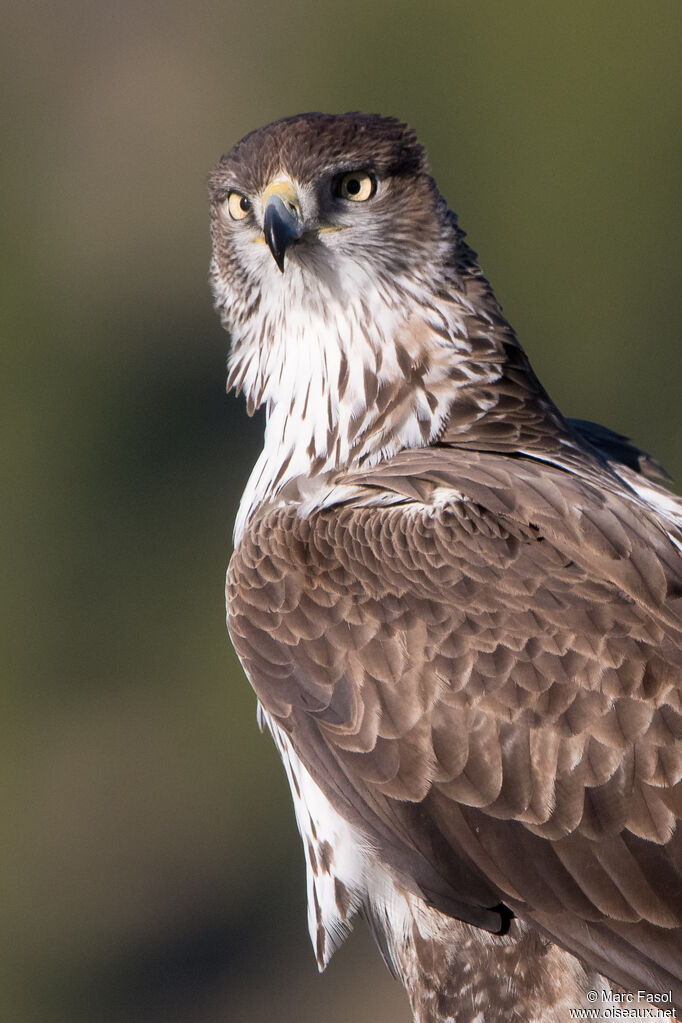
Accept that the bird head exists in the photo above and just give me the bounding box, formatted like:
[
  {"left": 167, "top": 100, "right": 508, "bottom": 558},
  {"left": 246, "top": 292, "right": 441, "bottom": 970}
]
[{"left": 208, "top": 113, "right": 454, "bottom": 328}]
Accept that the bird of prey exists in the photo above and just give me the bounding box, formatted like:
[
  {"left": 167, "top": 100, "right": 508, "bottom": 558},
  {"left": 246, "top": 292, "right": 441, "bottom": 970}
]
[{"left": 209, "top": 113, "right": 682, "bottom": 1022}]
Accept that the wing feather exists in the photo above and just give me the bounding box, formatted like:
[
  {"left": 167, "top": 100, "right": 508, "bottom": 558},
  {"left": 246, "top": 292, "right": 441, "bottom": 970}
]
[{"left": 227, "top": 446, "right": 682, "bottom": 997}]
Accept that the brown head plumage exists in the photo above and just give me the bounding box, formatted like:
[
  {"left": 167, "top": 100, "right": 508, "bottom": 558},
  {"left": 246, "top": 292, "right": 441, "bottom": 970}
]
[{"left": 212, "top": 112, "right": 428, "bottom": 195}]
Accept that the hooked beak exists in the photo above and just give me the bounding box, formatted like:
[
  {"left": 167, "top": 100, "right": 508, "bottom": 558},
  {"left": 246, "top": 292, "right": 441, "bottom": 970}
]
[{"left": 262, "top": 180, "right": 304, "bottom": 272}]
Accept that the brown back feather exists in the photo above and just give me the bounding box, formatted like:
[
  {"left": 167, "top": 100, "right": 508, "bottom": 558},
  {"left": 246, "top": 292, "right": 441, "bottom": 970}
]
[{"left": 228, "top": 446, "right": 682, "bottom": 1003}]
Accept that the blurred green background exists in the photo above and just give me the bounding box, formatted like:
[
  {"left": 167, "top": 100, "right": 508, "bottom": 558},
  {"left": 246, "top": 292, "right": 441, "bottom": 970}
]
[{"left": 2, "top": 1, "right": 680, "bottom": 1021}]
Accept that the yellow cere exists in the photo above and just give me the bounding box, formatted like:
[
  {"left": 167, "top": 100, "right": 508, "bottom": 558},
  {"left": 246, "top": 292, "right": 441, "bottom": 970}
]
[{"left": 261, "top": 179, "right": 301, "bottom": 215}]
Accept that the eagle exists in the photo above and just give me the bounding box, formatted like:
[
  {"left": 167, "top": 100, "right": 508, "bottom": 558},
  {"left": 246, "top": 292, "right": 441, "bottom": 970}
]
[{"left": 208, "top": 113, "right": 682, "bottom": 1022}]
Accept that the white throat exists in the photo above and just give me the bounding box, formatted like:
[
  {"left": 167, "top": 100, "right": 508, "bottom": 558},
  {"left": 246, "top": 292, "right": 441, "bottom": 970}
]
[{"left": 220, "top": 263, "right": 465, "bottom": 541}]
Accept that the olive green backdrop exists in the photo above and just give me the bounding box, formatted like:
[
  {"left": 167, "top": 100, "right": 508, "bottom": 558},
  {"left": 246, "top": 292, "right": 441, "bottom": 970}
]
[{"left": 2, "top": 1, "right": 681, "bottom": 1021}]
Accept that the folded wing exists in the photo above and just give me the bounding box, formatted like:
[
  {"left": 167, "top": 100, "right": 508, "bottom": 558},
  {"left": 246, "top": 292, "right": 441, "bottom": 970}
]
[{"left": 227, "top": 447, "right": 682, "bottom": 1001}]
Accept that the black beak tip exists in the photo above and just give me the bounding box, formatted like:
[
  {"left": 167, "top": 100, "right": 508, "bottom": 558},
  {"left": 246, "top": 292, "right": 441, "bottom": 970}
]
[{"left": 263, "top": 197, "right": 303, "bottom": 273}]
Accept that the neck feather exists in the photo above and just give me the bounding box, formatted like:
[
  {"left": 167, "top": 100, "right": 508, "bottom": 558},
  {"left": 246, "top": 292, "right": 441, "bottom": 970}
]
[{"left": 217, "top": 252, "right": 551, "bottom": 542}]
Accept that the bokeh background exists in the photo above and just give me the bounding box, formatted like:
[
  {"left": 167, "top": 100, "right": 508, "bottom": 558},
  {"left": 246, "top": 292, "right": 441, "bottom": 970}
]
[{"left": 3, "top": 2, "right": 681, "bottom": 1021}]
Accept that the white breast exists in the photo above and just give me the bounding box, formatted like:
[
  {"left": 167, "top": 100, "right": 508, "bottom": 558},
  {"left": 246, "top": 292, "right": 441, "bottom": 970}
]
[{"left": 260, "top": 706, "right": 411, "bottom": 971}]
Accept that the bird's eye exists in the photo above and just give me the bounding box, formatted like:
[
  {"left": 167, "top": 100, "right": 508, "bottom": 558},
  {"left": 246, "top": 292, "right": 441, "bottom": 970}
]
[
  {"left": 226, "top": 192, "right": 252, "bottom": 220},
  {"left": 335, "top": 170, "right": 376, "bottom": 202}
]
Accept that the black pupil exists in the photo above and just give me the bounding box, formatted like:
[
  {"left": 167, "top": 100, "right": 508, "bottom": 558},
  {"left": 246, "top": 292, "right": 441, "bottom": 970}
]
[
  {"left": 345, "top": 177, "right": 361, "bottom": 195},
  {"left": 239, "top": 196, "right": 250, "bottom": 211}
]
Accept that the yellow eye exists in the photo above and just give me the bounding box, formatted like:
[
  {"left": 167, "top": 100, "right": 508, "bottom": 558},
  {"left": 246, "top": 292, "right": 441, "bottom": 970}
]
[
  {"left": 226, "top": 192, "right": 251, "bottom": 220},
  {"left": 336, "top": 170, "right": 376, "bottom": 202}
]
